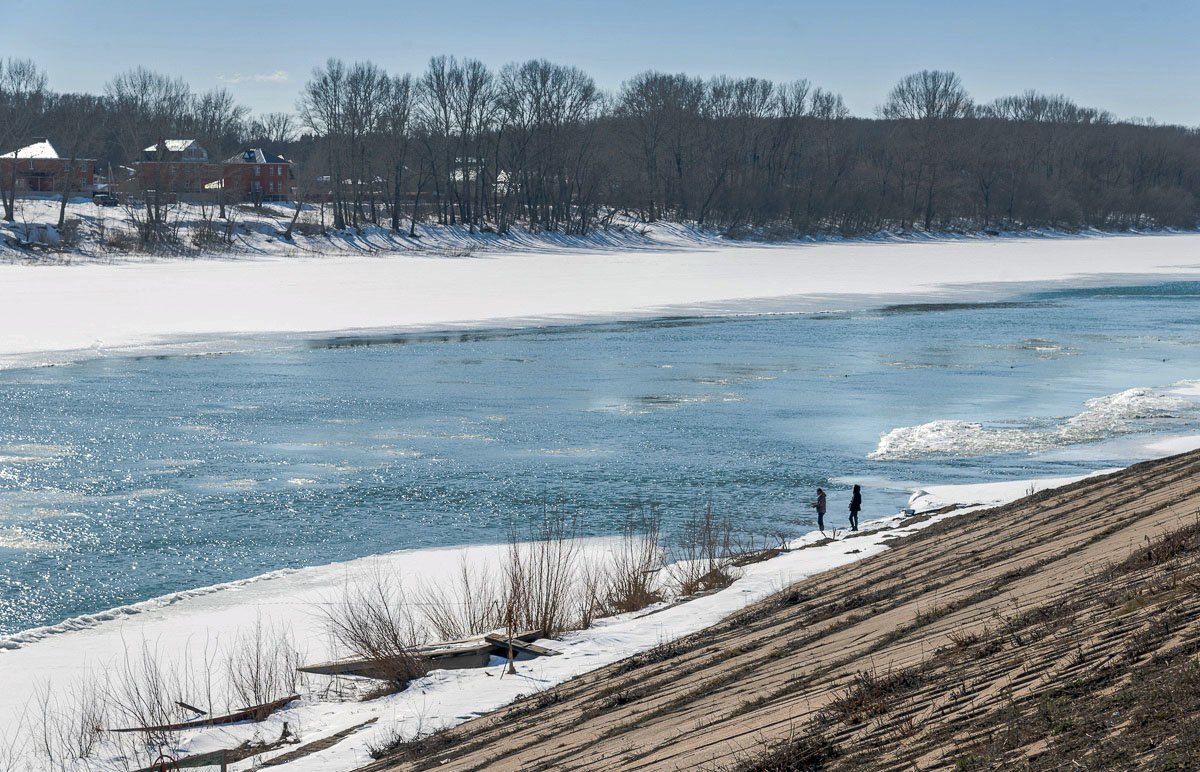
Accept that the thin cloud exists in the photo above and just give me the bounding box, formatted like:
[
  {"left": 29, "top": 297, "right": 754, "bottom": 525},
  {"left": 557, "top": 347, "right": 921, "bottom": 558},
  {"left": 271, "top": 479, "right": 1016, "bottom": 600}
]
[{"left": 219, "top": 70, "right": 289, "bottom": 85}]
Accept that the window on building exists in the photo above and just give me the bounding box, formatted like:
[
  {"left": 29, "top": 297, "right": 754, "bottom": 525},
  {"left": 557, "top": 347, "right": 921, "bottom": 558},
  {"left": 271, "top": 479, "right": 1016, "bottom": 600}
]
[{"left": 254, "top": 166, "right": 260, "bottom": 177}]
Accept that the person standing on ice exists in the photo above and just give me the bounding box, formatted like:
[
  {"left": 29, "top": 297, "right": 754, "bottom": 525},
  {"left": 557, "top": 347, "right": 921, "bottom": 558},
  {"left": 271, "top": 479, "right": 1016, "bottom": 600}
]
[
  {"left": 849, "top": 484, "right": 862, "bottom": 532},
  {"left": 810, "top": 488, "right": 827, "bottom": 532}
]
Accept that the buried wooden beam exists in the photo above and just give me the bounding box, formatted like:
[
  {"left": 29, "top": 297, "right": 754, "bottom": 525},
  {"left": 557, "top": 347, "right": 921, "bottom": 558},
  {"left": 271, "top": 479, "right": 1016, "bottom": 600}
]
[
  {"left": 297, "top": 643, "right": 494, "bottom": 678},
  {"left": 127, "top": 723, "right": 299, "bottom": 771},
  {"left": 109, "top": 695, "right": 299, "bottom": 733},
  {"left": 297, "top": 629, "right": 550, "bottom": 679},
  {"left": 259, "top": 718, "right": 379, "bottom": 767}
]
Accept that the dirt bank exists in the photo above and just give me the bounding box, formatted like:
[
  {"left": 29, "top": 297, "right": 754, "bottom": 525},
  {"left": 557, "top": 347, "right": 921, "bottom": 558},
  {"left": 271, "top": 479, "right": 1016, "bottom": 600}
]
[{"left": 364, "top": 449, "right": 1200, "bottom": 771}]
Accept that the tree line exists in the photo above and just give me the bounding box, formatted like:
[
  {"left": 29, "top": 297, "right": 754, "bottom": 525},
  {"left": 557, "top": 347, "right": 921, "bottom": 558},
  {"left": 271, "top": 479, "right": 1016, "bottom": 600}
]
[{"left": 2, "top": 57, "right": 1198, "bottom": 235}]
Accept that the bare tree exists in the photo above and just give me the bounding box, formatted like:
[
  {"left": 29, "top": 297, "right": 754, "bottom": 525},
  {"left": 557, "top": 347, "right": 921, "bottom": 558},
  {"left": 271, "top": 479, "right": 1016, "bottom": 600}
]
[
  {"left": 2, "top": 55, "right": 1198, "bottom": 243},
  {"left": 298, "top": 59, "right": 349, "bottom": 229},
  {"left": 498, "top": 60, "right": 601, "bottom": 233},
  {"left": 104, "top": 67, "right": 194, "bottom": 229},
  {"left": 52, "top": 94, "right": 102, "bottom": 228},
  {"left": 249, "top": 111, "right": 298, "bottom": 148},
  {"left": 190, "top": 87, "right": 249, "bottom": 218},
  {"left": 880, "top": 70, "right": 973, "bottom": 121},
  {"left": 381, "top": 74, "right": 414, "bottom": 232},
  {"left": 0, "top": 58, "right": 47, "bottom": 221}
]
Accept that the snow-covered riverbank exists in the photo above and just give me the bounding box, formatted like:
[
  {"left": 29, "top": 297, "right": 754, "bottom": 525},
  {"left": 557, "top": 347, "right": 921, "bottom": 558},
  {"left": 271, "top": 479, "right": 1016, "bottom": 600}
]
[
  {"left": 0, "top": 461, "right": 1147, "bottom": 772},
  {"left": 4, "top": 229, "right": 1200, "bottom": 771},
  {"left": 1, "top": 223, "right": 1199, "bottom": 369}
]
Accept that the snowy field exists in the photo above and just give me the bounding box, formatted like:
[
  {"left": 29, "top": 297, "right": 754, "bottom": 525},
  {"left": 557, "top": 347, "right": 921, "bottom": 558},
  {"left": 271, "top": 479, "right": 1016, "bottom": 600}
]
[
  {"left": 1, "top": 199, "right": 1199, "bottom": 368},
  {"left": 0, "top": 468, "right": 1105, "bottom": 772}
]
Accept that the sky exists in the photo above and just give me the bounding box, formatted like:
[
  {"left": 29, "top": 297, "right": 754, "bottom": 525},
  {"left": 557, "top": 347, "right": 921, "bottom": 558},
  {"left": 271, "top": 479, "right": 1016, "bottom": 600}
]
[{"left": 8, "top": 0, "right": 1199, "bottom": 126}]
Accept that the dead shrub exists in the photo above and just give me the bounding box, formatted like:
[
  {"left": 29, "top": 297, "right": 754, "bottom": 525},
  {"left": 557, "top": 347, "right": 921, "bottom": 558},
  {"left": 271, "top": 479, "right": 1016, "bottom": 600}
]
[
  {"left": 321, "top": 568, "right": 429, "bottom": 688},
  {"left": 190, "top": 217, "right": 235, "bottom": 252},
  {"left": 102, "top": 227, "right": 142, "bottom": 252},
  {"left": 503, "top": 506, "right": 580, "bottom": 637},
  {"left": 0, "top": 718, "right": 28, "bottom": 772},
  {"left": 56, "top": 218, "right": 84, "bottom": 250},
  {"left": 667, "top": 502, "right": 738, "bottom": 596},
  {"left": 575, "top": 553, "right": 607, "bottom": 629},
  {"left": 224, "top": 617, "right": 303, "bottom": 707}
]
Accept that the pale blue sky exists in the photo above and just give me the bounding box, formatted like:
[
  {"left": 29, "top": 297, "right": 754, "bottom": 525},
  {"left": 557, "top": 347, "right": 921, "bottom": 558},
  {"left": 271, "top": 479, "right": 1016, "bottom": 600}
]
[{"left": 11, "top": 0, "right": 1199, "bottom": 125}]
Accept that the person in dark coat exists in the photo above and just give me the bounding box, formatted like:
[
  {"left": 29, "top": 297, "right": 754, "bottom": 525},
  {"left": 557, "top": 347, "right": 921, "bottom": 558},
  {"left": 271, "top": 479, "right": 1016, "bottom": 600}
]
[
  {"left": 810, "top": 487, "right": 827, "bottom": 532},
  {"left": 849, "top": 484, "right": 862, "bottom": 531}
]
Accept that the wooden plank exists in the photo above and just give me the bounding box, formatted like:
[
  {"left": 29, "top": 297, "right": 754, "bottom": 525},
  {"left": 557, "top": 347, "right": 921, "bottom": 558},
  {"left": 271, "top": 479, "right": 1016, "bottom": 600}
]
[
  {"left": 484, "top": 633, "right": 561, "bottom": 657},
  {"left": 109, "top": 695, "right": 298, "bottom": 733},
  {"left": 175, "top": 701, "right": 207, "bottom": 717},
  {"left": 424, "top": 643, "right": 493, "bottom": 670}
]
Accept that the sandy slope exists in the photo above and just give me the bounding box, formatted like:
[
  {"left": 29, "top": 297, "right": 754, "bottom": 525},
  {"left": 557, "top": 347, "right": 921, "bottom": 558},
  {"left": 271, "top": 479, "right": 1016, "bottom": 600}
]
[
  {"left": 363, "top": 449, "right": 1200, "bottom": 771},
  {"left": 2, "top": 228, "right": 1200, "bottom": 368}
]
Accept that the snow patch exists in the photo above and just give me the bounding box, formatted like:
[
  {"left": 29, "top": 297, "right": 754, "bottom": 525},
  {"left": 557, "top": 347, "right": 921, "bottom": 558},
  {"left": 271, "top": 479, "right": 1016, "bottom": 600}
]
[{"left": 870, "top": 384, "right": 1200, "bottom": 459}]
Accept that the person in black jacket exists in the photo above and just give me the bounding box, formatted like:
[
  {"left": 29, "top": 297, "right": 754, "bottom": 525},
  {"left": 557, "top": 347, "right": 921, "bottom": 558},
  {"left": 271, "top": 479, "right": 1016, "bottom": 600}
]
[
  {"left": 849, "top": 484, "right": 862, "bottom": 531},
  {"left": 810, "top": 488, "right": 827, "bottom": 532}
]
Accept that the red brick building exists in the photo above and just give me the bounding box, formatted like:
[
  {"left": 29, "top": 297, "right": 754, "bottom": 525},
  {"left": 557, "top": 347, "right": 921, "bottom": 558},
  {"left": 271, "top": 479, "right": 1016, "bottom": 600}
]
[
  {"left": 221, "top": 148, "right": 292, "bottom": 201},
  {"left": 135, "top": 139, "right": 220, "bottom": 193},
  {"left": 0, "top": 139, "right": 95, "bottom": 193}
]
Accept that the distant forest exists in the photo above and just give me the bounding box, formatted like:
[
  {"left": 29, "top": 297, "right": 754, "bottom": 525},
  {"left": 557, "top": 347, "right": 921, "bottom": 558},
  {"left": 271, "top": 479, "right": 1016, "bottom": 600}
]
[{"left": 2, "top": 57, "right": 1199, "bottom": 236}]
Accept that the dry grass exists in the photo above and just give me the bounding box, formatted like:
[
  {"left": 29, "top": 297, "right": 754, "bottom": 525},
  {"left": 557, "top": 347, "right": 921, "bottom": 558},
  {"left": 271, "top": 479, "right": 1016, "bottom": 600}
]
[
  {"left": 353, "top": 450, "right": 1200, "bottom": 772},
  {"left": 367, "top": 725, "right": 455, "bottom": 762},
  {"left": 821, "top": 666, "right": 926, "bottom": 725},
  {"left": 723, "top": 732, "right": 838, "bottom": 772},
  {"left": 1109, "top": 515, "right": 1200, "bottom": 575},
  {"left": 600, "top": 507, "right": 665, "bottom": 615},
  {"left": 224, "top": 617, "right": 304, "bottom": 707}
]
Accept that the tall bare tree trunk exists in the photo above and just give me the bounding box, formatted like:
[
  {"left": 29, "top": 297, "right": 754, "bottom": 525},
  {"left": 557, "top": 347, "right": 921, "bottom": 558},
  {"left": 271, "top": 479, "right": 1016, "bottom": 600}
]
[{"left": 57, "top": 156, "right": 78, "bottom": 228}]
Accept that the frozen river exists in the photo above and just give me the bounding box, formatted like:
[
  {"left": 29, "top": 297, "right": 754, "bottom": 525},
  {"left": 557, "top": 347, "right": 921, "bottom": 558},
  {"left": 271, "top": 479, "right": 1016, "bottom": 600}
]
[{"left": 3, "top": 279, "right": 1200, "bottom": 636}]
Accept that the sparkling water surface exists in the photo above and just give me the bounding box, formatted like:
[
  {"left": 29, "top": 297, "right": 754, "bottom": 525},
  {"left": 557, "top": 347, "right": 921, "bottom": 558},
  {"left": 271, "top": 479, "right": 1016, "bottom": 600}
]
[{"left": 2, "top": 282, "right": 1200, "bottom": 635}]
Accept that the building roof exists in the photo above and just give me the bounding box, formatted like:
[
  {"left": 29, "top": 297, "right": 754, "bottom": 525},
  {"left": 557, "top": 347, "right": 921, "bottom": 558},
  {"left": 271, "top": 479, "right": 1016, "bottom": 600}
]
[
  {"left": 1, "top": 139, "right": 59, "bottom": 160},
  {"left": 224, "top": 148, "right": 290, "bottom": 165},
  {"left": 143, "top": 139, "right": 200, "bottom": 153}
]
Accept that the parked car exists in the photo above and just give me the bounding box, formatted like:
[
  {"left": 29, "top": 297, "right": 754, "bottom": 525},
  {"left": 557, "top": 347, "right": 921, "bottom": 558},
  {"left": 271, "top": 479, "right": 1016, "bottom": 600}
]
[{"left": 92, "top": 191, "right": 119, "bottom": 206}]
